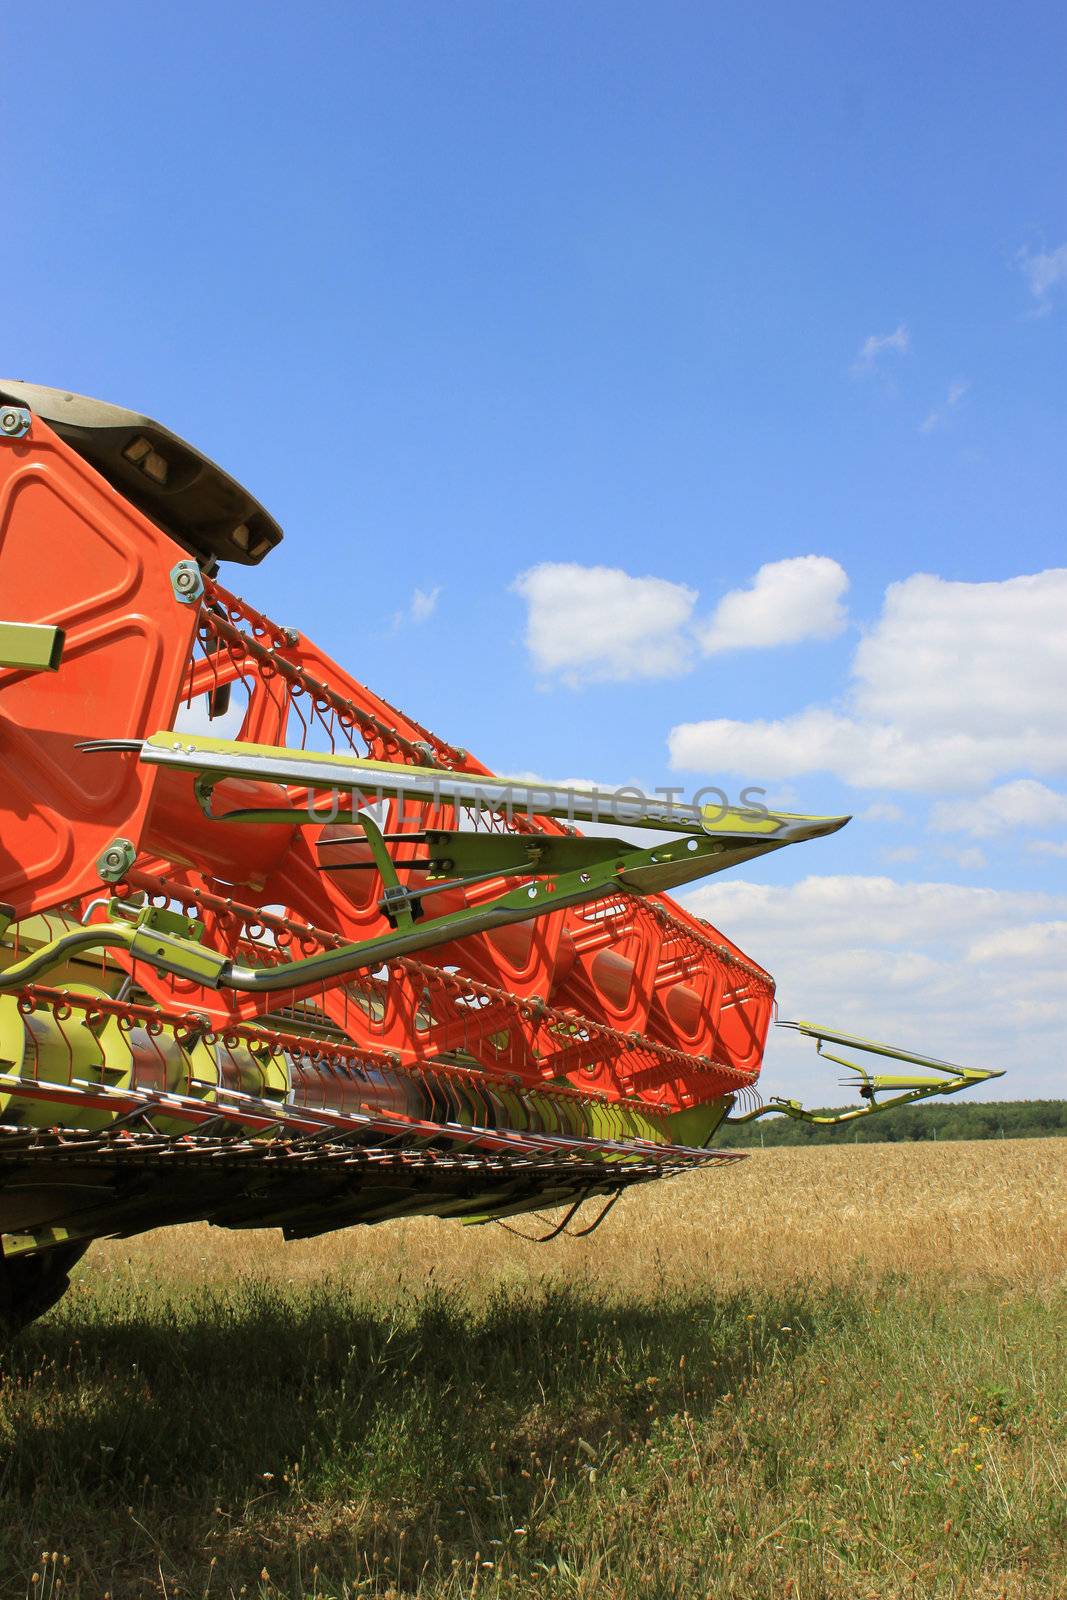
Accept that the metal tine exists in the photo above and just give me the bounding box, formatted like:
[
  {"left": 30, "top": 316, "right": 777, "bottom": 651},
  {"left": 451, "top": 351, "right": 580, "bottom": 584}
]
[
  {"left": 186, "top": 1114, "right": 233, "bottom": 1138},
  {"left": 104, "top": 1105, "right": 158, "bottom": 1133},
  {"left": 318, "top": 832, "right": 429, "bottom": 847},
  {"left": 320, "top": 859, "right": 433, "bottom": 872}
]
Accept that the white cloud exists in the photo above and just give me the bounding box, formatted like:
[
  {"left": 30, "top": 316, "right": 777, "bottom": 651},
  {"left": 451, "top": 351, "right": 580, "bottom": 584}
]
[
  {"left": 920, "top": 379, "right": 968, "bottom": 434},
  {"left": 511, "top": 556, "right": 849, "bottom": 684},
  {"left": 698, "top": 556, "right": 849, "bottom": 655},
  {"left": 500, "top": 767, "right": 606, "bottom": 791},
  {"left": 1018, "top": 241, "right": 1067, "bottom": 310},
  {"left": 881, "top": 844, "right": 919, "bottom": 863},
  {"left": 968, "top": 920, "right": 1067, "bottom": 964},
  {"left": 861, "top": 802, "right": 905, "bottom": 823},
  {"left": 670, "top": 706, "right": 1055, "bottom": 791},
  {"left": 853, "top": 323, "right": 910, "bottom": 371},
  {"left": 511, "top": 562, "right": 696, "bottom": 684},
  {"left": 1027, "top": 839, "right": 1067, "bottom": 859},
  {"left": 849, "top": 570, "right": 1067, "bottom": 732},
  {"left": 931, "top": 779, "right": 1067, "bottom": 839},
  {"left": 683, "top": 874, "right": 1067, "bottom": 1100},
  {"left": 670, "top": 569, "right": 1067, "bottom": 793},
  {"left": 940, "top": 844, "right": 987, "bottom": 871},
  {"left": 392, "top": 585, "right": 441, "bottom": 630},
  {"left": 410, "top": 585, "right": 440, "bottom": 623}
]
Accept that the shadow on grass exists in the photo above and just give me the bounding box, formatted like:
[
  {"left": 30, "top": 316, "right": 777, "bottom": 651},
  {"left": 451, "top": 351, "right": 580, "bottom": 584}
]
[{"left": 0, "top": 1270, "right": 867, "bottom": 1591}]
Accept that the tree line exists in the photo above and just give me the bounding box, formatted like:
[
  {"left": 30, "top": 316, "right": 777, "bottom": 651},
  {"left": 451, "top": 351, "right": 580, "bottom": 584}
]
[{"left": 716, "top": 1098, "right": 1067, "bottom": 1147}]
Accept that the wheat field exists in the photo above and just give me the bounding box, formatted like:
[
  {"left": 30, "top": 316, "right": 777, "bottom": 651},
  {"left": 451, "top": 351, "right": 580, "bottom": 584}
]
[
  {"left": 90, "top": 1137, "right": 1067, "bottom": 1297},
  {"left": 2, "top": 1139, "right": 1064, "bottom": 1600}
]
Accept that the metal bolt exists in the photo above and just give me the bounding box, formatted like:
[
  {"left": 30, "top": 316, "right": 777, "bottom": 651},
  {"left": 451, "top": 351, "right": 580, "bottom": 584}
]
[
  {"left": 96, "top": 837, "right": 137, "bottom": 883},
  {"left": 170, "top": 560, "right": 205, "bottom": 604},
  {"left": 0, "top": 406, "right": 30, "bottom": 439}
]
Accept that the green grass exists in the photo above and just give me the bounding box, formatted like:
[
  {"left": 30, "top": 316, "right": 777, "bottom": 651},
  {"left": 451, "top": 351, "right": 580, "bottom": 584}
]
[{"left": 1, "top": 1269, "right": 1063, "bottom": 1599}]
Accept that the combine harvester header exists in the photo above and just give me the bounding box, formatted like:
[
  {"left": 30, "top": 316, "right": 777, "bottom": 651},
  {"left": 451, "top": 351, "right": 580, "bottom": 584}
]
[{"left": 0, "top": 381, "right": 1000, "bottom": 1333}]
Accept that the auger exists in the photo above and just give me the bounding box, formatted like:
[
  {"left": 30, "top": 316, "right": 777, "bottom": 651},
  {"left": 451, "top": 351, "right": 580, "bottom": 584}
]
[{"left": 0, "top": 381, "right": 1001, "bottom": 1334}]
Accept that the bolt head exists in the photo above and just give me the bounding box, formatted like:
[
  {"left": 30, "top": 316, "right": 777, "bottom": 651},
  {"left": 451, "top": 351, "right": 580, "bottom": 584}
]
[
  {"left": 96, "top": 836, "right": 136, "bottom": 881},
  {"left": 169, "top": 560, "right": 205, "bottom": 603}
]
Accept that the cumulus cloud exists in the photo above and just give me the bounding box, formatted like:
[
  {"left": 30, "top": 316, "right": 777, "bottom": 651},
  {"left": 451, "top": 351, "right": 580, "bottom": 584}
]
[
  {"left": 1018, "top": 241, "right": 1067, "bottom": 311},
  {"left": 1027, "top": 840, "right": 1067, "bottom": 859},
  {"left": 698, "top": 556, "right": 849, "bottom": 655},
  {"left": 670, "top": 568, "right": 1067, "bottom": 793},
  {"left": 849, "top": 570, "right": 1067, "bottom": 732},
  {"left": 853, "top": 323, "right": 910, "bottom": 371},
  {"left": 683, "top": 874, "right": 1067, "bottom": 1100},
  {"left": 670, "top": 706, "right": 1058, "bottom": 791},
  {"left": 968, "top": 920, "right": 1067, "bottom": 964},
  {"left": 930, "top": 779, "right": 1067, "bottom": 839},
  {"left": 511, "top": 562, "right": 697, "bottom": 684},
  {"left": 512, "top": 556, "right": 849, "bottom": 684}
]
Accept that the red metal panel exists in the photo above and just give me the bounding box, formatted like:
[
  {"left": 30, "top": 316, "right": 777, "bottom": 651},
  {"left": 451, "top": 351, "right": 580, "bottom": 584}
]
[{"left": 0, "top": 417, "right": 196, "bottom": 915}]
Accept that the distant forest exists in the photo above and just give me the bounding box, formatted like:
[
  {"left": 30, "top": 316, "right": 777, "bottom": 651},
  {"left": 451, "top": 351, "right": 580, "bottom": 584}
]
[{"left": 716, "top": 1099, "right": 1067, "bottom": 1146}]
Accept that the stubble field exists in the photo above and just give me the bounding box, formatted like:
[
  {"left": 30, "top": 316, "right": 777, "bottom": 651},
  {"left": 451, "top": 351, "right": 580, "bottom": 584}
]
[{"left": 1, "top": 1139, "right": 1064, "bottom": 1599}]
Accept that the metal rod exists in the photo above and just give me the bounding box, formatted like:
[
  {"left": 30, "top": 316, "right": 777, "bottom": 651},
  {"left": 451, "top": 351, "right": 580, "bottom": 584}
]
[{"left": 318, "top": 833, "right": 429, "bottom": 847}]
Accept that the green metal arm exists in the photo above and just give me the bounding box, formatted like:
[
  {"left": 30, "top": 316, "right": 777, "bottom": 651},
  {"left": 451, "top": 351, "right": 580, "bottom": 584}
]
[
  {"left": 0, "top": 908, "right": 228, "bottom": 990},
  {"left": 727, "top": 1020, "right": 1003, "bottom": 1126},
  {"left": 0, "top": 829, "right": 746, "bottom": 996}
]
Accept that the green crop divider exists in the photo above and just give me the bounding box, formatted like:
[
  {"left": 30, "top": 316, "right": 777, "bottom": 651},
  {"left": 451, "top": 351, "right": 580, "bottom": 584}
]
[{"left": 727, "top": 1020, "right": 1003, "bottom": 1126}]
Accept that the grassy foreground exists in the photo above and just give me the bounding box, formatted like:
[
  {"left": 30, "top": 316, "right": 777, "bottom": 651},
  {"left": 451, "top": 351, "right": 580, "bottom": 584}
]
[{"left": 0, "top": 1140, "right": 1063, "bottom": 1600}]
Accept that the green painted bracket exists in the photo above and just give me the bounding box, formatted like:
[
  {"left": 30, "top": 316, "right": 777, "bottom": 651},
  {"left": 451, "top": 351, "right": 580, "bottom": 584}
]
[
  {"left": 0, "top": 621, "right": 65, "bottom": 673},
  {"left": 727, "top": 1020, "right": 1004, "bottom": 1126},
  {"left": 2, "top": 1223, "right": 93, "bottom": 1259}
]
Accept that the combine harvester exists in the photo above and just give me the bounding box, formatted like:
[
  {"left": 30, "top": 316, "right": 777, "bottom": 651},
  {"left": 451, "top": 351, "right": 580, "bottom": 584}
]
[{"left": 0, "top": 382, "right": 1000, "bottom": 1333}]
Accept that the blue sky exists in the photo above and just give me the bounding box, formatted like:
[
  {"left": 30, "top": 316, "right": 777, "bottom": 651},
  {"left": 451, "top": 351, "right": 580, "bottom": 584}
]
[{"left": 4, "top": 1, "right": 1065, "bottom": 1098}]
